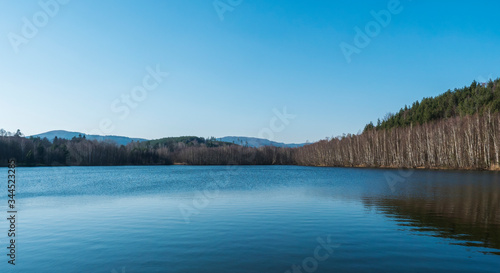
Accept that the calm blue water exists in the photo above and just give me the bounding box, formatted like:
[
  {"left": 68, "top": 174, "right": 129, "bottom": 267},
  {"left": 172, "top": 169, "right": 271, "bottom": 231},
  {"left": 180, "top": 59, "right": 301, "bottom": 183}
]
[{"left": 0, "top": 166, "right": 499, "bottom": 272}]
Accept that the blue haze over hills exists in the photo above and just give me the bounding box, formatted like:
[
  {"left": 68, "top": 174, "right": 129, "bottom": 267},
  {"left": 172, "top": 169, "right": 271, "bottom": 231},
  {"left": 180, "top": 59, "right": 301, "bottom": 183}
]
[
  {"left": 31, "top": 130, "right": 306, "bottom": 148},
  {"left": 31, "top": 130, "right": 147, "bottom": 146}
]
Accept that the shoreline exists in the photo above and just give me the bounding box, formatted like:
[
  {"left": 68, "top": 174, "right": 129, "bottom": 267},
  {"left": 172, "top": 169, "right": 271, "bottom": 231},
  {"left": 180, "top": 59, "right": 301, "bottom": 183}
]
[{"left": 5, "top": 163, "right": 500, "bottom": 172}]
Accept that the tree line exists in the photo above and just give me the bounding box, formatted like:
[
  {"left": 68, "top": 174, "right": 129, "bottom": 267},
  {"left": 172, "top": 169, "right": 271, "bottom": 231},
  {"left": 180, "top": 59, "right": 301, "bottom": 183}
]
[
  {"left": 0, "top": 132, "right": 295, "bottom": 167},
  {"left": 2, "top": 79, "right": 499, "bottom": 170},
  {"left": 296, "top": 111, "right": 500, "bottom": 170},
  {"left": 1, "top": 110, "right": 499, "bottom": 170},
  {"left": 0, "top": 133, "right": 168, "bottom": 166}
]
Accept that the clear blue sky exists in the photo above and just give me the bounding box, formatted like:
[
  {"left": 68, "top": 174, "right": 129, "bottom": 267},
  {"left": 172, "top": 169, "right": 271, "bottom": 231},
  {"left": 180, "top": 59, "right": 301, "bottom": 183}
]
[{"left": 1, "top": 0, "right": 499, "bottom": 143}]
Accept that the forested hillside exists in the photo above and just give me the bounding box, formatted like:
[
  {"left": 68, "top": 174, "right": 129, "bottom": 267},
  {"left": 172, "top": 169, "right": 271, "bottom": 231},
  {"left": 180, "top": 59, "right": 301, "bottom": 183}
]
[
  {"left": 297, "top": 112, "right": 500, "bottom": 170},
  {"left": 32, "top": 130, "right": 147, "bottom": 146},
  {"left": 365, "top": 79, "right": 500, "bottom": 131},
  {"left": 0, "top": 133, "right": 234, "bottom": 166},
  {"left": 299, "top": 79, "right": 500, "bottom": 170},
  {"left": 145, "top": 136, "right": 233, "bottom": 149},
  {"left": 217, "top": 136, "right": 305, "bottom": 148},
  {"left": 2, "top": 78, "right": 499, "bottom": 170}
]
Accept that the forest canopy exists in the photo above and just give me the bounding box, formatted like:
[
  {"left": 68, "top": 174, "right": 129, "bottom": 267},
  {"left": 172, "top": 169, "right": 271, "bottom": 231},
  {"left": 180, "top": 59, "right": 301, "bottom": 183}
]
[{"left": 365, "top": 78, "right": 500, "bottom": 131}]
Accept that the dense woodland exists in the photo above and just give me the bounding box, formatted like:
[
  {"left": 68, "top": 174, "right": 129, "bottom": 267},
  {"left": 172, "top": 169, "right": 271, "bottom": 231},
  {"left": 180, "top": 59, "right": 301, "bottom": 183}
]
[
  {"left": 0, "top": 131, "right": 167, "bottom": 166},
  {"left": 365, "top": 78, "right": 500, "bottom": 131},
  {"left": 1, "top": 79, "right": 500, "bottom": 170},
  {"left": 296, "top": 112, "right": 500, "bottom": 170}
]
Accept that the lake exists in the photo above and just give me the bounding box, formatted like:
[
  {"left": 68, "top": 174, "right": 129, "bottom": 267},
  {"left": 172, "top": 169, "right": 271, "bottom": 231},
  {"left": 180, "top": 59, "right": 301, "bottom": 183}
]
[{"left": 1, "top": 165, "right": 499, "bottom": 272}]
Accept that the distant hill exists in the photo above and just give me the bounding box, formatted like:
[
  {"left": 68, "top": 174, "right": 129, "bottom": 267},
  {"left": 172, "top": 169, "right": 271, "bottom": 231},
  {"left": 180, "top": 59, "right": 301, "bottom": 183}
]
[
  {"left": 217, "top": 136, "right": 306, "bottom": 148},
  {"left": 29, "top": 131, "right": 307, "bottom": 148},
  {"left": 145, "top": 136, "right": 234, "bottom": 148},
  {"left": 31, "top": 130, "right": 147, "bottom": 146}
]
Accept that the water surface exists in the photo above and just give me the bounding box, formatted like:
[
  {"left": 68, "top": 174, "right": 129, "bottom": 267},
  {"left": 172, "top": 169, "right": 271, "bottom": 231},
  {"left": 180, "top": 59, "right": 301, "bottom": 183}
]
[{"left": 1, "top": 166, "right": 499, "bottom": 272}]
